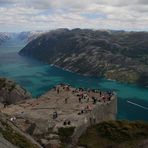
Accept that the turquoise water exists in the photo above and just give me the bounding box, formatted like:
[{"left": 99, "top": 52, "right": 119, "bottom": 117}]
[{"left": 0, "top": 38, "right": 148, "bottom": 121}]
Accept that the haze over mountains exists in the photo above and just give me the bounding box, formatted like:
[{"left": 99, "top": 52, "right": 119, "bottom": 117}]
[
  {"left": 0, "top": 31, "right": 44, "bottom": 45},
  {"left": 0, "top": 33, "right": 12, "bottom": 45},
  {"left": 17, "top": 31, "right": 44, "bottom": 43},
  {"left": 19, "top": 28, "right": 148, "bottom": 86}
]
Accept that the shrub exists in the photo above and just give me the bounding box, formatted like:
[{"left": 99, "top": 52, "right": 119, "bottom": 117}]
[{"left": 58, "top": 127, "right": 75, "bottom": 144}]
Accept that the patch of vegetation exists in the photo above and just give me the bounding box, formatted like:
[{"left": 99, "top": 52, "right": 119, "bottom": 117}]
[
  {"left": 0, "top": 78, "right": 6, "bottom": 90},
  {"left": 78, "top": 120, "right": 148, "bottom": 148},
  {"left": 8, "top": 83, "right": 16, "bottom": 92},
  {"left": 104, "top": 69, "right": 139, "bottom": 83},
  {"left": 58, "top": 127, "right": 75, "bottom": 144},
  {"left": 0, "top": 119, "right": 39, "bottom": 148},
  {"left": 97, "top": 120, "right": 148, "bottom": 142}
]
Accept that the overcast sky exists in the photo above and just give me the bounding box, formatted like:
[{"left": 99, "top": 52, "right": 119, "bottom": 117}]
[{"left": 0, "top": 0, "right": 148, "bottom": 32}]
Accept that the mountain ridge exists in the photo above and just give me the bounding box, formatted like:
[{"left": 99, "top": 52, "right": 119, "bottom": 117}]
[{"left": 19, "top": 28, "right": 148, "bottom": 86}]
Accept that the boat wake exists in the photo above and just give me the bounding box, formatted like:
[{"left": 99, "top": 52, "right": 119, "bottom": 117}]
[{"left": 127, "top": 100, "right": 148, "bottom": 110}]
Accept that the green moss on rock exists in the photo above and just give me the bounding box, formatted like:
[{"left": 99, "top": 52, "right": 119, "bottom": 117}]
[
  {"left": 58, "top": 127, "right": 75, "bottom": 144},
  {"left": 78, "top": 120, "right": 148, "bottom": 148},
  {"left": 104, "top": 70, "right": 139, "bottom": 83},
  {"left": 0, "top": 119, "right": 39, "bottom": 148}
]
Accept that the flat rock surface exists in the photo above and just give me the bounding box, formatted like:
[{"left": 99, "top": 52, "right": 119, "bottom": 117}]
[{"left": 1, "top": 84, "right": 115, "bottom": 133}]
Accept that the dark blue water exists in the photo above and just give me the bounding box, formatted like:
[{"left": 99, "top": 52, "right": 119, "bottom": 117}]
[{"left": 0, "top": 37, "right": 148, "bottom": 121}]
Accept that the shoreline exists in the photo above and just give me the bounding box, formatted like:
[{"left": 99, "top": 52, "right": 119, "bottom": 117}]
[{"left": 50, "top": 63, "right": 148, "bottom": 88}]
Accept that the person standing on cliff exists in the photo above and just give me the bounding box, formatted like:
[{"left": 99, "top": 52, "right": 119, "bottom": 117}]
[
  {"left": 65, "top": 97, "right": 68, "bottom": 104},
  {"left": 57, "top": 87, "right": 60, "bottom": 94},
  {"left": 93, "top": 115, "right": 96, "bottom": 124}
]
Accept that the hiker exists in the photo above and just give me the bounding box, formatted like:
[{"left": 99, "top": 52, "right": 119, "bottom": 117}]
[
  {"left": 87, "top": 96, "right": 89, "bottom": 102},
  {"left": 93, "top": 115, "right": 96, "bottom": 124},
  {"left": 108, "top": 96, "right": 111, "bottom": 101},
  {"left": 4, "top": 103, "right": 7, "bottom": 108},
  {"left": 3, "top": 101, "right": 8, "bottom": 108},
  {"left": 63, "top": 120, "right": 71, "bottom": 126},
  {"left": 79, "top": 97, "right": 82, "bottom": 103},
  {"left": 99, "top": 91, "right": 102, "bottom": 97},
  {"left": 84, "top": 117, "right": 88, "bottom": 124},
  {"left": 66, "top": 85, "right": 70, "bottom": 91},
  {"left": 53, "top": 111, "right": 58, "bottom": 119},
  {"left": 81, "top": 106, "right": 85, "bottom": 114},
  {"left": 63, "top": 121, "right": 67, "bottom": 125},
  {"left": 67, "top": 120, "right": 71, "bottom": 125},
  {"left": 92, "top": 96, "right": 97, "bottom": 104},
  {"left": 86, "top": 105, "right": 89, "bottom": 110},
  {"left": 102, "top": 96, "right": 106, "bottom": 102},
  {"left": 57, "top": 87, "right": 60, "bottom": 94},
  {"left": 89, "top": 117, "right": 92, "bottom": 125},
  {"left": 65, "top": 97, "right": 68, "bottom": 104},
  {"left": 10, "top": 116, "right": 16, "bottom": 122}
]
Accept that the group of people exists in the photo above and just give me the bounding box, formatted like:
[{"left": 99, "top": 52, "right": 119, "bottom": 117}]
[
  {"left": 51, "top": 84, "right": 115, "bottom": 128},
  {"left": 63, "top": 119, "right": 71, "bottom": 126},
  {"left": 54, "top": 84, "right": 71, "bottom": 94}
]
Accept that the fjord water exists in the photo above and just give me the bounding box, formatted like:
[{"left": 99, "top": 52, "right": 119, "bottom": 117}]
[{"left": 0, "top": 38, "right": 148, "bottom": 121}]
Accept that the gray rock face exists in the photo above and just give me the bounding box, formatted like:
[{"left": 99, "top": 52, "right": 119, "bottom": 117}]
[
  {"left": 0, "top": 113, "right": 42, "bottom": 148},
  {"left": 0, "top": 136, "right": 17, "bottom": 148},
  {"left": 19, "top": 29, "right": 148, "bottom": 86},
  {"left": 0, "top": 77, "right": 31, "bottom": 105}
]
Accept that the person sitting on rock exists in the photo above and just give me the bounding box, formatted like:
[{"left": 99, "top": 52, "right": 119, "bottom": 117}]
[
  {"left": 67, "top": 120, "right": 71, "bottom": 125},
  {"left": 3, "top": 101, "right": 9, "bottom": 108},
  {"left": 53, "top": 111, "right": 58, "bottom": 119},
  {"left": 92, "top": 96, "right": 97, "bottom": 104},
  {"left": 63, "top": 121, "right": 67, "bottom": 125}
]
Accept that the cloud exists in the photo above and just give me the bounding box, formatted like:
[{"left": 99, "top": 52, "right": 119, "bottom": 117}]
[{"left": 0, "top": 0, "right": 148, "bottom": 32}]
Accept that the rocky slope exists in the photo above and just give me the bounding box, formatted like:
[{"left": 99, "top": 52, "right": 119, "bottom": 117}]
[
  {"left": 0, "top": 113, "right": 41, "bottom": 148},
  {"left": 19, "top": 28, "right": 148, "bottom": 86},
  {"left": 0, "top": 77, "right": 31, "bottom": 105}
]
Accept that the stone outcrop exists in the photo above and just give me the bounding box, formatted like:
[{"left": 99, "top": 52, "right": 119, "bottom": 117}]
[
  {"left": 1, "top": 84, "right": 117, "bottom": 147},
  {"left": 0, "top": 113, "right": 42, "bottom": 148},
  {"left": 72, "top": 96, "right": 117, "bottom": 145},
  {"left": 0, "top": 77, "right": 31, "bottom": 105}
]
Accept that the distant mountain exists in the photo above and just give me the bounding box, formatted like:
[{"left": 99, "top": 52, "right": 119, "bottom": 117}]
[
  {"left": 18, "top": 31, "right": 44, "bottom": 43},
  {"left": 0, "top": 113, "right": 41, "bottom": 148},
  {"left": 0, "top": 32, "right": 12, "bottom": 45},
  {"left": 19, "top": 28, "right": 148, "bottom": 86},
  {"left": 0, "top": 31, "right": 44, "bottom": 45}
]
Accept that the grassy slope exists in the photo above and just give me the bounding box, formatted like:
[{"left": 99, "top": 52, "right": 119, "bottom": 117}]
[
  {"left": 0, "top": 116, "right": 39, "bottom": 148},
  {"left": 78, "top": 120, "right": 148, "bottom": 148}
]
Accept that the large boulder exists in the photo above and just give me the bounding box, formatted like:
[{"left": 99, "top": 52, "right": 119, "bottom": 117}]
[{"left": 0, "top": 77, "right": 31, "bottom": 105}]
